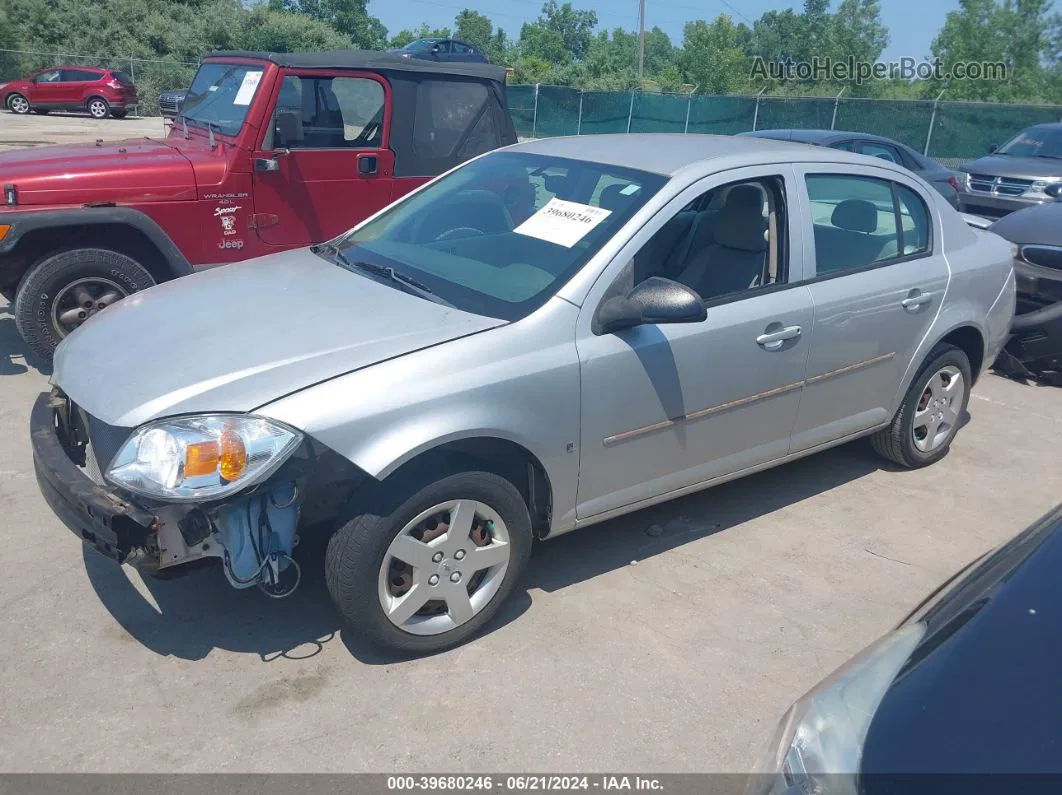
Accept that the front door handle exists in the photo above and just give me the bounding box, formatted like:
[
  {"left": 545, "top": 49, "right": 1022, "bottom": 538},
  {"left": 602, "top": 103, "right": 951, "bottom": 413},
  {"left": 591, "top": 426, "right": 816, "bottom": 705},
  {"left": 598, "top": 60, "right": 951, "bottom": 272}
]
[
  {"left": 756, "top": 325, "right": 802, "bottom": 351},
  {"left": 901, "top": 291, "right": 935, "bottom": 310}
]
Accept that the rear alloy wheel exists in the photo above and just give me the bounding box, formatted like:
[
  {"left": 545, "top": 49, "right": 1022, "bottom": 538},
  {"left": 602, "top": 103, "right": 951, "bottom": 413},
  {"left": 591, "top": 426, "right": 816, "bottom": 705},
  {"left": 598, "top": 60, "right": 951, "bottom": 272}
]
[
  {"left": 14, "top": 248, "right": 156, "bottom": 362},
  {"left": 871, "top": 344, "right": 972, "bottom": 468},
  {"left": 326, "top": 470, "right": 532, "bottom": 654},
  {"left": 88, "top": 97, "right": 110, "bottom": 119},
  {"left": 7, "top": 93, "right": 30, "bottom": 114}
]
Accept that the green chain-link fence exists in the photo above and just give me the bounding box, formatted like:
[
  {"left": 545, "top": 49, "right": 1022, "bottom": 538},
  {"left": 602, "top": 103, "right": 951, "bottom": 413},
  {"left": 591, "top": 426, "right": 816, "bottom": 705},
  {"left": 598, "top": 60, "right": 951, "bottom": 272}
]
[{"left": 509, "top": 84, "right": 1062, "bottom": 167}]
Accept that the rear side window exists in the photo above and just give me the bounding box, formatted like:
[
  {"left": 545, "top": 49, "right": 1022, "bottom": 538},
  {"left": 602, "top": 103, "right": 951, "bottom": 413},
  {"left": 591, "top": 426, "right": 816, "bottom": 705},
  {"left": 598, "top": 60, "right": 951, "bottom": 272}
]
[
  {"left": 806, "top": 174, "right": 931, "bottom": 276},
  {"left": 860, "top": 142, "right": 902, "bottom": 164},
  {"left": 453, "top": 42, "right": 472, "bottom": 54},
  {"left": 112, "top": 71, "right": 134, "bottom": 85},
  {"left": 413, "top": 80, "right": 496, "bottom": 159}
]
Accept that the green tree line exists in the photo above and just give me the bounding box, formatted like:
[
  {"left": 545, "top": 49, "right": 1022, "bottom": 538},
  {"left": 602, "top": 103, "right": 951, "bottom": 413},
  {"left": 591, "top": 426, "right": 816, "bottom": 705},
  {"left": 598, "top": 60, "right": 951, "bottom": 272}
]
[{"left": 2, "top": 0, "right": 1061, "bottom": 103}]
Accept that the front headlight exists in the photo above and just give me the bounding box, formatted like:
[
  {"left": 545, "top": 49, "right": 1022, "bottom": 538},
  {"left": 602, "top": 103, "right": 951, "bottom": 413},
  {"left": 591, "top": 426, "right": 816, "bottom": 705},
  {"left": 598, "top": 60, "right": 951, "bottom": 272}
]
[
  {"left": 747, "top": 622, "right": 926, "bottom": 795},
  {"left": 106, "top": 414, "right": 303, "bottom": 501}
]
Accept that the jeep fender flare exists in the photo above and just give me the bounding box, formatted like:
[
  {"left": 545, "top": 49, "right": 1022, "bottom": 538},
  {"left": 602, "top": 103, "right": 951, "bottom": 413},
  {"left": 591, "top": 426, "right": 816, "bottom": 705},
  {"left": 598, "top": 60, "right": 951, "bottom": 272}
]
[{"left": 0, "top": 206, "right": 194, "bottom": 283}]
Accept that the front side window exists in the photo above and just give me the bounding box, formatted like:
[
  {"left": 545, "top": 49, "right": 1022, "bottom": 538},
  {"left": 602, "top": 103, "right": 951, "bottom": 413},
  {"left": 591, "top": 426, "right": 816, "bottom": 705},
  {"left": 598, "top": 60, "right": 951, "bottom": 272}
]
[
  {"left": 271, "top": 75, "right": 385, "bottom": 150},
  {"left": 36, "top": 70, "right": 61, "bottom": 83},
  {"left": 631, "top": 177, "right": 786, "bottom": 302},
  {"left": 996, "top": 127, "right": 1062, "bottom": 159},
  {"left": 332, "top": 152, "right": 668, "bottom": 320},
  {"left": 806, "top": 174, "right": 931, "bottom": 276},
  {"left": 179, "top": 62, "right": 265, "bottom": 137}
]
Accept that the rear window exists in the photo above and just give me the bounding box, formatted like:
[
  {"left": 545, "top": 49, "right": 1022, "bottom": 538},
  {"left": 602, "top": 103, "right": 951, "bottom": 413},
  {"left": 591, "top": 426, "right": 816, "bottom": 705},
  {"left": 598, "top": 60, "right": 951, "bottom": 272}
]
[{"left": 112, "top": 71, "right": 134, "bottom": 85}]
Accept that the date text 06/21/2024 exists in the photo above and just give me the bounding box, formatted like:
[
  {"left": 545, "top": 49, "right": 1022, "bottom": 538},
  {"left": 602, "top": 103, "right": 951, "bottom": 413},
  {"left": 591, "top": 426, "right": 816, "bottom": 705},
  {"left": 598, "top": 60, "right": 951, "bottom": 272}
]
[{"left": 386, "top": 776, "right": 665, "bottom": 791}]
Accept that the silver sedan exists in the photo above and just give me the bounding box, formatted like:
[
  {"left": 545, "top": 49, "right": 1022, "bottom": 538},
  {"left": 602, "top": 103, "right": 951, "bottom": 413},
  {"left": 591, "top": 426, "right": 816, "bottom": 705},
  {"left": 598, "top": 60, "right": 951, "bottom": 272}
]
[{"left": 32, "top": 134, "right": 1017, "bottom": 654}]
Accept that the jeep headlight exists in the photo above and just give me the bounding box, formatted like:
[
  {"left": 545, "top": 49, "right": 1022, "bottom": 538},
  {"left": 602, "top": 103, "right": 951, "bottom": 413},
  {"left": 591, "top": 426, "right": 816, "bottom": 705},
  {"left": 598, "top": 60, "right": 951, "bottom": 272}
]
[
  {"left": 747, "top": 623, "right": 926, "bottom": 795},
  {"left": 106, "top": 414, "right": 302, "bottom": 501}
]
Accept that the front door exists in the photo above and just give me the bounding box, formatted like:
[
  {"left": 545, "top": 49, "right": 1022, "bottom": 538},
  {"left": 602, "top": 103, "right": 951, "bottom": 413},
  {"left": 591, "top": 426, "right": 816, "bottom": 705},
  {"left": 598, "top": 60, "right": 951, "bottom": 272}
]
[
  {"left": 788, "top": 167, "right": 950, "bottom": 452},
  {"left": 29, "top": 69, "right": 64, "bottom": 106},
  {"left": 251, "top": 70, "right": 394, "bottom": 248},
  {"left": 575, "top": 166, "right": 815, "bottom": 520}
]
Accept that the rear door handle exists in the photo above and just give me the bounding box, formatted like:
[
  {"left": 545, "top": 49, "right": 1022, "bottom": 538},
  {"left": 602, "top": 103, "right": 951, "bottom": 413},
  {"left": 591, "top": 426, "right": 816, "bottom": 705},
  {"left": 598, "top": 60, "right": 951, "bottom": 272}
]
[
  {"left": 756, "top": 325, "right": 802, "bottom": 351},
  {"left": 901, "top": 292, "right": 935, "bottom": 310}
]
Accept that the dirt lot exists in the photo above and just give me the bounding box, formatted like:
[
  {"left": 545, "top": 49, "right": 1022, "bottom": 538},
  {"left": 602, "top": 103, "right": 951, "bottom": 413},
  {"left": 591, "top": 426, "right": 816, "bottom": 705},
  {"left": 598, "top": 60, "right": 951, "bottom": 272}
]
[{"left": 1, "top": 113, "right": 1061, "bottom": 774}]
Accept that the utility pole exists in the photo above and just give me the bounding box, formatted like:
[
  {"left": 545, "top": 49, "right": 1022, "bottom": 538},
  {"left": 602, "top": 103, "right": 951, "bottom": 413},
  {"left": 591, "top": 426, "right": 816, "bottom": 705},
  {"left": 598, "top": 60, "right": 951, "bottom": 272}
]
[{"left": 637, "top": 0, "right": 646, "bottom": 84}]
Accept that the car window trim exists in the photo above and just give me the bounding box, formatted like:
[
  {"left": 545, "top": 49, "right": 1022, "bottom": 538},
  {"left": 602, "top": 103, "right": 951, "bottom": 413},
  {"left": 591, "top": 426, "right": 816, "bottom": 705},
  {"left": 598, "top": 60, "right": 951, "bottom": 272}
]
[{"left": 800, "top": 170, "right": 935, "bottom": 283}]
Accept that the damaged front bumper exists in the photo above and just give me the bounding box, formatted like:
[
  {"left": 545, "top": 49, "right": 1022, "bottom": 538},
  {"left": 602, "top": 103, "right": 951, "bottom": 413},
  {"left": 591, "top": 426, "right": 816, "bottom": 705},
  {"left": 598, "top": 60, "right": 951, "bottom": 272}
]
[
  {"left": 31, "top": 390, "right": 317, "bottom": 595},
  {"left": 31, "top": 390, "right": 158, "bottom": 565},
  {"left": 994, "top": 257, "right": 1062, "bottom": 384}
]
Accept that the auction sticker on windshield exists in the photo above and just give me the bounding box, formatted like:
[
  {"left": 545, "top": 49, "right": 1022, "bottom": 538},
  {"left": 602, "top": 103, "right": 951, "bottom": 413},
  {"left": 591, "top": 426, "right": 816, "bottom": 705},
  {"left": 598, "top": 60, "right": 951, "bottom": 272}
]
[
  {"left": 233, "top": 71, "right": 263, "bottom": 106},
  {"left": 513, "top": 198, "right": 612, "bottom": 248}
]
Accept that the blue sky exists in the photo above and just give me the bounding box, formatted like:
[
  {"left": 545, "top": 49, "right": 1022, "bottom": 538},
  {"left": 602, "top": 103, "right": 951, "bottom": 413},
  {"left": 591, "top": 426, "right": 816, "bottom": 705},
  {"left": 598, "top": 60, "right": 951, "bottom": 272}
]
[{"left": 368, "top": 0, "right": 957, "bottom": 62}]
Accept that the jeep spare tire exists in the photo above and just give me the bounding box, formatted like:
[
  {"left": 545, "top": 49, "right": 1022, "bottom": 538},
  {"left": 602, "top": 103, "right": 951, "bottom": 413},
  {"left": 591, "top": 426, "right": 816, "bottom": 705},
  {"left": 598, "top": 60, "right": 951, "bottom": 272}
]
[{"left": 14, "top": 248, "right": 155, "bottom": 362}]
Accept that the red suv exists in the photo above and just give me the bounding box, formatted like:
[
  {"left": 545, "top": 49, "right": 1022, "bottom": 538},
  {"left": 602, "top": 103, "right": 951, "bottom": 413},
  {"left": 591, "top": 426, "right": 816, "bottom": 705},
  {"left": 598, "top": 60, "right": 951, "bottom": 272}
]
[{"left": 2, "top": 66, "right": 137, "bottom": 119}]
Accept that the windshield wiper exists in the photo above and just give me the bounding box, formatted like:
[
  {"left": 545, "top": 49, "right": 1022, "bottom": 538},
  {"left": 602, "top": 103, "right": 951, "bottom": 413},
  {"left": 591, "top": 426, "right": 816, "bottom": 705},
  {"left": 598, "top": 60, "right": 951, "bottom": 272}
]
[{"left": 332, "top": 249, "right": 453, "bottom": 307}]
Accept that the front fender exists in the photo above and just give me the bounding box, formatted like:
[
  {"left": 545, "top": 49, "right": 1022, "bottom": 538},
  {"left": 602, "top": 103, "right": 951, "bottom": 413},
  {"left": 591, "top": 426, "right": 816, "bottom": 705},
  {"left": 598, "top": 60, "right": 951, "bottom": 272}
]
[
  {"left": 255, "top": 301, "right": 584, "bottom": 534},
  {"left": 0, "top": 206, "right": 193, "bottom": 290}
]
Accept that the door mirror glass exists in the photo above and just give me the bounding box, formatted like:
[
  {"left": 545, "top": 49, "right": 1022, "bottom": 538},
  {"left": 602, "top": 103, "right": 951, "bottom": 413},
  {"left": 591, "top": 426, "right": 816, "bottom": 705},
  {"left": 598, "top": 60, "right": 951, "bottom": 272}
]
[
  {"left": 1045, "top": 183, "right": 1062, "bottom": 200},
  {"left": 597, "top": 277, "right": 707, "bottom": 334}
]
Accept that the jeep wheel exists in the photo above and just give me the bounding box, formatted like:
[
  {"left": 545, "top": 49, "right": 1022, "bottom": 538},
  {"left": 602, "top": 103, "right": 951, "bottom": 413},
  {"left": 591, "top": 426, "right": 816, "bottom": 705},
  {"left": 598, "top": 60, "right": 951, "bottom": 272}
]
[
  {"left": 326, "top": 470, "right": 532, "bottom": 655},
  {"left": 87, "top": 97, "right": 110, "bottom": 119},
  {"left": 14, "top": 248, "right": 156, "bottom": 362},
  {"left": 7, "top": 93, "right": 30, "bottom": 114}
]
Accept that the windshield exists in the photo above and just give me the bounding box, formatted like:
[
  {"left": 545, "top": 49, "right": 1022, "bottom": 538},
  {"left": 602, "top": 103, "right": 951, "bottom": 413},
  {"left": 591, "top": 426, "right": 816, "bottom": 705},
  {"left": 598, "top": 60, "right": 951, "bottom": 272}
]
[
  {"left": 333, "top": 151, "right": 668, "bottom": 321},
  {"left": 403, "top": 39, "right": 440, "bottom": 51},
  {"left": 996, "top": 127, "right": 1062, "bottom": 159},
  {"left": 178, "top": 62, "right": 264, "bottom": 137}
]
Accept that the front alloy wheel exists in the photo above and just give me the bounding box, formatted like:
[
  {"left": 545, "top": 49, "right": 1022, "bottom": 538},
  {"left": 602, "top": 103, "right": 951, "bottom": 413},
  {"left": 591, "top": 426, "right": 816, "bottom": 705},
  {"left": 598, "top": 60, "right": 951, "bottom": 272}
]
[
  {"left": 379, "top": 500, "right": 511, "bottom": 635},
  {"left": 326, "top": 470, "right": 532, "bottom": 654},
  {"left": 7, "top": 93, "right": 30, "bottom": 114}
]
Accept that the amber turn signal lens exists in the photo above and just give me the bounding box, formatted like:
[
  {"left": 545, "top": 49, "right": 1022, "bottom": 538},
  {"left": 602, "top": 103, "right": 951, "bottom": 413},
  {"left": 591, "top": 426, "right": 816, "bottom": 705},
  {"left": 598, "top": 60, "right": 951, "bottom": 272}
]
[
  {"left": 184, "top": 440, "right": 219, "bottom": 477},
  {"left": 219, "top": 429, "right": 247, "bottom": 482},
  {"left": 0, "top": 225, "right": 11, "bottom": 243}
]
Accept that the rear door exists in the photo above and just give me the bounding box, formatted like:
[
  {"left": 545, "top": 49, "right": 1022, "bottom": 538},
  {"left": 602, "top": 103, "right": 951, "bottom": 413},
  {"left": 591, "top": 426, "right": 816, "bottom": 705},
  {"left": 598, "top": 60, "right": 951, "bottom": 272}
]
[
  {"left": 65, "top": 69, "right": 102, "bottom": 107},
  {"left": 250, "top": 70, "right": 394, "bottom": 248},
  {"left": 788, "top": 166, "right": 949, "bottom": 452}
]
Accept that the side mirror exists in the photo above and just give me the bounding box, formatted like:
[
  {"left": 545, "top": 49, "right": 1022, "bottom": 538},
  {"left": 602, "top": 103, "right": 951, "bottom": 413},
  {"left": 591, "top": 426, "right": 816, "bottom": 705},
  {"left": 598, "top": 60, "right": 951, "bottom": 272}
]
[
  {"left": 1045, "top": 183, "right": 1062, "bottom": 200},
  {"left": 254, "top": 156, "right": 281, "bottom": 172},
  {"left": 431, "top": 44, "right": 441, "bottom": 53},
  {"left": 987, "top": 143, "right": 998, "bottom": 154},
  {"left": 596, "top": 277, "right": 707, "bottom": 334}
]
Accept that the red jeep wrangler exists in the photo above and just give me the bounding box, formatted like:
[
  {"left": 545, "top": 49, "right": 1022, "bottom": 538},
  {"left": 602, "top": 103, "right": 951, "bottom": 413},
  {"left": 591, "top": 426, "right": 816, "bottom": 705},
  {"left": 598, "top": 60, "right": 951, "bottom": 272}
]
[{"left": 0, "top": 50, "right": 518, "bottom": 361}]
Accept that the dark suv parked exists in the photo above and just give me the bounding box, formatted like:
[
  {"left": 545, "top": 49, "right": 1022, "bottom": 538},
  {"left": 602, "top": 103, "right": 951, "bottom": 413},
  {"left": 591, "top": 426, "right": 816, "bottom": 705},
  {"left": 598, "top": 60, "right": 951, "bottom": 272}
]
[{"left": 2, "top": 66, "right": 137, "bottom": 118}]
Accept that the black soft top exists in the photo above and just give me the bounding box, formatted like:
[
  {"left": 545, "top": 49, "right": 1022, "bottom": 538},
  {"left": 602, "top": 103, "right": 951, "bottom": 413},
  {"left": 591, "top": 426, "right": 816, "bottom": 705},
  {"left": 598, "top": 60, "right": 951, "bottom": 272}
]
[
  {"left": 205, "top": 50, "right": 508, "bottom": 82},
  {"left": 204, "top": 49, "right": 517, "bottom": 178}
]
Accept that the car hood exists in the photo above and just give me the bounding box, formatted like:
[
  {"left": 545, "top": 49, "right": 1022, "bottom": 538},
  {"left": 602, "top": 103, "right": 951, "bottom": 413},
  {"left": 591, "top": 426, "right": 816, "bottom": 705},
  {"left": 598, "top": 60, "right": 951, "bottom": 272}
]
[
  {"left": 960, "top": 154, "right": 1062, "bottom": 179},
  {"left": 860, "top": 504, "right": 1062, "bottom": 776},
  {"left": 53, "top": 249, "right": 506, "bottom": 428},
  {"left": 988, "top": 201, "right": 1062, "bottom": 245},
  {"left": 0, "top": 138, "right": 196, "bottom": 206}
]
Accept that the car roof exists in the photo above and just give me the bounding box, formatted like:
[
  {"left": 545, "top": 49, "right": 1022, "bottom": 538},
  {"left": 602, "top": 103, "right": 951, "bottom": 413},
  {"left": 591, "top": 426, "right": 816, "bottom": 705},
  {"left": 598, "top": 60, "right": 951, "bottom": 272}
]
[
  {"left": 204, "top": 49, "right": 504, "bottom": 81},
  {"left": 506, "top": 133, "right": 900, "bottom": 177}
]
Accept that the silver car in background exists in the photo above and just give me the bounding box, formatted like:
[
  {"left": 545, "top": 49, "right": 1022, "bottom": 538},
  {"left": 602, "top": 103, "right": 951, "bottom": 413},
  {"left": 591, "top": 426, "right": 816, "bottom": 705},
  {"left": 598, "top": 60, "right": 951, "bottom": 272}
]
[
  {"left": 31, "top": 134, "right": 1016, "bottom": 654},
  {"left": 958, "top": 123, "right": 1062, "bottom": 217}
]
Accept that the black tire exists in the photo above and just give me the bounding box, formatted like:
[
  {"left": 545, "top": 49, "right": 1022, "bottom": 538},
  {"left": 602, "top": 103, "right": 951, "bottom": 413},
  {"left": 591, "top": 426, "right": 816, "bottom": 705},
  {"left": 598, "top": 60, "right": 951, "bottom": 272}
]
[
  {"left": 111, "top": 109, "right": 127, "bottom": 119},
  {"left": 87, "top": 96, "right": 110, "bottom": 119},
  {"left": 6, "top": 93, "right": 30, "bottom": 114},
  {"left": 14, "top": 248, "right": 156, "bottom": 362},
  {"left": 871, "top": 343, "right": 972, "bottom": 469},
  {"left": 33, "top": 108, "right": 50, "bottom": 115},
  {"left": 325, "top": 469, "right": 532, "bottom": 655}
]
